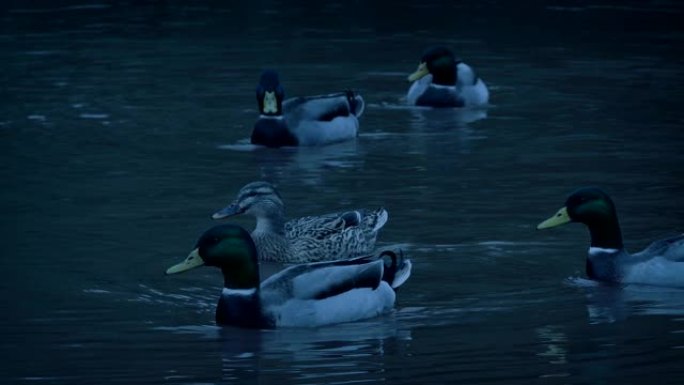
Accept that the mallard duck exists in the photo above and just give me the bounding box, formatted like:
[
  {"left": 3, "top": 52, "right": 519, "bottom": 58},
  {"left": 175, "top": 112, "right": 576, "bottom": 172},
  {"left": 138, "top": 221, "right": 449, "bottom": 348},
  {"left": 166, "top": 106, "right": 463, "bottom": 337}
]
[
  {"left": 537, "top": 187, "right": 684, "bottom": 287},
  {"left": 211, "top": 181, "right": 388, "bottom": 264},
  {"left": 165, "top": 224, "right": 412, "bottom": 328},
  {"left": 407, "top": 46, "right": 489, "bottom": 108},
  {"left": 251, "top": 70, "right": 365, "bottom": 148}
]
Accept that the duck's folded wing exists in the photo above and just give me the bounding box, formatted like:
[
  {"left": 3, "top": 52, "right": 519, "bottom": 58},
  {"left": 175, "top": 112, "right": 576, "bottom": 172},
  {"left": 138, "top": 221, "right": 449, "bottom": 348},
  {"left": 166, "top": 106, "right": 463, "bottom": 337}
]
[
  {"left": 633, "top": 234, "right": 684, "bottom": 262},
  {"left": 283, "top": 92, "right": 364, "bottom": 122},
  {"left": 286, "top": 214, "right": 345, "bottom": 238},
  {"left": 286, "top": 208, "right": 386, "bottom": 237},
  {"left": 455, "top": 62, "right": 480, "bottom": 87},
  {"left": 260, "top": 257, "right": 384, "bottom": 304},
  {"left": 333, "top": 208, "right": 387, "bottom": 231}
]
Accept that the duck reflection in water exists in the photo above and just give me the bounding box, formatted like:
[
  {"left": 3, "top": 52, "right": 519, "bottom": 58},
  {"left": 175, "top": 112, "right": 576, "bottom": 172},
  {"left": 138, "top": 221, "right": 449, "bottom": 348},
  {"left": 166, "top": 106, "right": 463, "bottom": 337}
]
[
  {"left": 567, "top": 278, "right": 684, "bottom": 325},
  {"left": 159, "top": 317, "right": 412, "bottom": 383},
  {"left": 218, "top": 140, "right": 362, "bottom": 187}
]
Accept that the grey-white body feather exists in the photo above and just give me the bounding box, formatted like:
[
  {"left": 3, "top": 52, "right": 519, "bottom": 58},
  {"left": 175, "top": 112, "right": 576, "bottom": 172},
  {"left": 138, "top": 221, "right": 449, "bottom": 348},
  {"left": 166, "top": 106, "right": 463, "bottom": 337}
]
[
  {"left": 589, "top": 234, "right": 684, "bottom": 287},
  {"left": 257, "top": 250, "right": 412, "bottom": 327},
  {"left": 282, "top": 92, "right": 365, "bottom": 146},
  {"left": 407, "top": 62, "right": 489, "bottom": 107},
  {"left": 168, "top": 224, "right": 411, "bottom": 329}
]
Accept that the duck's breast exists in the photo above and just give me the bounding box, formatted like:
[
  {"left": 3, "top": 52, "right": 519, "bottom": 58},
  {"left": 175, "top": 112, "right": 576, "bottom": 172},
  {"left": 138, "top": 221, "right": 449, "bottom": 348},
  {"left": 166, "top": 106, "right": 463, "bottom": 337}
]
[{"left": 251, "top": 117, "right": 298, "bottom": 148}]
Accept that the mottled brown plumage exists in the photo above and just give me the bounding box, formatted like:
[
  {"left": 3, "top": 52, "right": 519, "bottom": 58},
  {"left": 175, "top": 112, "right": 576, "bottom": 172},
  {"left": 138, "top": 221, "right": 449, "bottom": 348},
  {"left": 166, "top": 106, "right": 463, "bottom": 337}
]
[{"left": 212, "top": 181, "right": 388, "bottom": 263}]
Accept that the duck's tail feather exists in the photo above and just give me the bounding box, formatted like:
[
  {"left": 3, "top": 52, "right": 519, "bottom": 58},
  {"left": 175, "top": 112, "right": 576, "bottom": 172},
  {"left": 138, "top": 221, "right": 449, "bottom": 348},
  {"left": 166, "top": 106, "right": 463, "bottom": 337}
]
[
  {"left": 351, "top": 93, "right": 365, "bottom": 117},
  {"left": 339, "top": 208, "right": 387, "bottom": 233},
  {"left": 371, "top": 208, "right": 388, "bottom": 233},
  {"left": 380, "top": 248, "right": 412, "bottom": 289}
]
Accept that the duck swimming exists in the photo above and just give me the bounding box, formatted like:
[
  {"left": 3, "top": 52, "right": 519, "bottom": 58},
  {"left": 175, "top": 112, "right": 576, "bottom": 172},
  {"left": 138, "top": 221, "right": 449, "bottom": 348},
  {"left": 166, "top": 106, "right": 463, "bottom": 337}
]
[
  {"left": 165, "top": 224, "right": 412, "bottom": 328},
  {"left": 407, "top": 46, "right": 489, "bottom": 108},
  {"left": 537, "top": 187, "right": 684, "bottom": 287},
  {"left": 251, "top": 70, "right": 365, "bottom": 148},
  {"left": 212, "top": 181, "right": 388, "bottom": 263}
]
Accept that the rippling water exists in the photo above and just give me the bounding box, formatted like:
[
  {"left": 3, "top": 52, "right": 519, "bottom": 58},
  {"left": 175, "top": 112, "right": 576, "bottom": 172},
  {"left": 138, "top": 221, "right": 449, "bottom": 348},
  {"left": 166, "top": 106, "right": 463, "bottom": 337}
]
[{"left": 2, "top": 1, "right": 683, "bottom": 384}]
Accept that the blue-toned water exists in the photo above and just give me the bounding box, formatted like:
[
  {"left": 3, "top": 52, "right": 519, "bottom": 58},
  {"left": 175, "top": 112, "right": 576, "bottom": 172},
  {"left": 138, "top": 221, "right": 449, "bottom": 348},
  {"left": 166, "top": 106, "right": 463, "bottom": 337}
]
[{"left": 1, "top": 1, "right": 683, "bottom": 384}]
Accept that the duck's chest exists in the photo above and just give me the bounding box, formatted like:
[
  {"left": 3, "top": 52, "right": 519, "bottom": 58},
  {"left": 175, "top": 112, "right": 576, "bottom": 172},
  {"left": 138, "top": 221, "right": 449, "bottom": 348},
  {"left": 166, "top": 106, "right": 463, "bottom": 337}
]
[
  {"left": 415, "top": 85, "right": 464, "bottom": 107},
  {"left": 216, "top": 289, "right": 274, "bottom": 329},
  {"left": 586, "top": 248, "right": 623, "bottom": 282},
  {"left": 251, "top": 117, "right": 298, "bottom": 148}
]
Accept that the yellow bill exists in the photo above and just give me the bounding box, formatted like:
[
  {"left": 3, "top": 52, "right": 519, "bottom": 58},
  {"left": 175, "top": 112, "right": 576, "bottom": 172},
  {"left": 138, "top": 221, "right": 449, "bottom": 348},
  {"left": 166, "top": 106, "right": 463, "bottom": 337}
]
[
  {"left": 537, "top": 207, "right": 571, "bottom": 230},
  {"left": 407, "top": 62, "right": 429, "bottom": 82},
  {"left": 166, "top": 249, "right": 204, "bottom": 275}
]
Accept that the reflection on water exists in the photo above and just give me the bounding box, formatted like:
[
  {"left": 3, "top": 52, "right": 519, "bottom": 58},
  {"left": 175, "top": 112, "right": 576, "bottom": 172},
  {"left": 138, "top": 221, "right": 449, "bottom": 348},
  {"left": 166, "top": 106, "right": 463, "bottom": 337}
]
[
  {"left": 536, "top": 326, "right": 568, "bottom": 365},
  {"left": 536, "top": 325, "right": 570, "bottom": 380},
  {"left": 219, "top": 140, "right": 363, "bottom": 186},
  {"left": 366, "top": 103, "right": 488, "bottom": 148},
  {"left": 155, "top": 316, "right": 412, "bottom": 384},
  {"left": 568, "top": 277, "right": 684, "bottom": 324},
  {"left": 408, "top": 106, "right": 488, "bottom": 131},
  {"left": 407, "top": 107, "right": 487, "bottom": 156}
]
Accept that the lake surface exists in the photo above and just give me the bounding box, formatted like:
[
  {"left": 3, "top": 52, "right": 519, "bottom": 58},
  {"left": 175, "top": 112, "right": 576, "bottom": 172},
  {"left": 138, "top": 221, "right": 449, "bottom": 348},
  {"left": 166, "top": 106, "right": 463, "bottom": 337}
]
[{"left": 2, "top": 1, "right": 683, "bottom": 384}]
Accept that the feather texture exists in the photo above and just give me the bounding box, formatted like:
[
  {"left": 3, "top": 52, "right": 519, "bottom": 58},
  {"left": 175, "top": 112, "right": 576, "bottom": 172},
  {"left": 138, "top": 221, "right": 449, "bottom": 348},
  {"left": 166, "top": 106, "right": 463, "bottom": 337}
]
[
  {"left": 407, "top": 47, "right": 489, "bottom": 108},
  {"left": 213, "top": 181, "right": 388, "bottom": 263},
  {"left": 539, "top": 187, "right": 684, "bottom": 287},
  {"left": 251, "top": 70, "right": 364, "bottom": 147},
  {"left": 166, "top": 224, "right": 412, "bottom": 329}
]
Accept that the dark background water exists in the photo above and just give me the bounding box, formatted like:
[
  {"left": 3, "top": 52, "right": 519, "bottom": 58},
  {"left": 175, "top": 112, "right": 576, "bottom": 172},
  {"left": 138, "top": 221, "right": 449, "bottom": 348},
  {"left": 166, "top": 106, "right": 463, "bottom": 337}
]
[{"left": 2, "top": 1, "right": 683, "bottom": 384}]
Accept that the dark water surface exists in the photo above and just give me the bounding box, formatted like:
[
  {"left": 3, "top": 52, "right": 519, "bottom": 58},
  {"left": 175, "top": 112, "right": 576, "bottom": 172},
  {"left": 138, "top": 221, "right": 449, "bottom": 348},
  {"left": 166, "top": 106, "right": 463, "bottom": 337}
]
[{"left": 2, "top": 1, "right": 684, "bottom": 384}]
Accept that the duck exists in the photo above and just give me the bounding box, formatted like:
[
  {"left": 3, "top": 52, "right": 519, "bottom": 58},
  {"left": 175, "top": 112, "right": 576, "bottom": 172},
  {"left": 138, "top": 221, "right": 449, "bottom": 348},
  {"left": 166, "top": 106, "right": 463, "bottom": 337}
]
[
  {"left": 251, "top": 70, "right": 365, "bottom": 148},
  {"left": 537, "top": 187, "right": 684, "bottom": 287},
  {"left": 165, "top": 224, "right": 412, "bottom": 328},
  {"left": 211, "top": 181, "right": 388, "bottom": 264},
  {"left": 407, "top": 46, "right": 489, "bottom": 108}
]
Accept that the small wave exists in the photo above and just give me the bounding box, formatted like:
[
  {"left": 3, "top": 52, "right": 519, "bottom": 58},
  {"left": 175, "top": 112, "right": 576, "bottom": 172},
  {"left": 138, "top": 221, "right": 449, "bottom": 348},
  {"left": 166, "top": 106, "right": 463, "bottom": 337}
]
[
  {"left": 564, "top": 276, "right": 599, "bottom": 287},
  {"left": 132, "top": 284, "right": 216, "bottom": 311},
  {"left": 477, "top": 240, "right": 550, "bottom": 247},
  {"left": 359, "top": 131, "right": 454, "bottom": 139},
  {"left": 63, "top": 4, "right": 111, "bottom": 11},
  {"left": 82, "top": 288, "right": 111, "bottom": 294},
  {"left": 19, "top": 376, "right": 78, "bottom": 382},
  {"left": 409, "top": 241, "right": 552, "bottom": 253},
  {"left": 217, "top": 141, "right": 261, "bottom": 151},
  {"left": 366, "top": 102, "right": 420, "bottom": 110},
  {"left": 79, "top": 113, "right": 109, "bottom": 119},
  {"left": 154, "top": 324, "right": 221, "bottom": 338},
  {"left": 364, "top": 71, "right": 408, "bottom": 77},
  {"left": 11, "top": 4, "right": 111, "bottom": 13},
  {"left": 23, "top": 51, "right": 62, "bottom": 56},
  {"left": 546, "top": 6, "right": 585, "bottom": 12}
]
